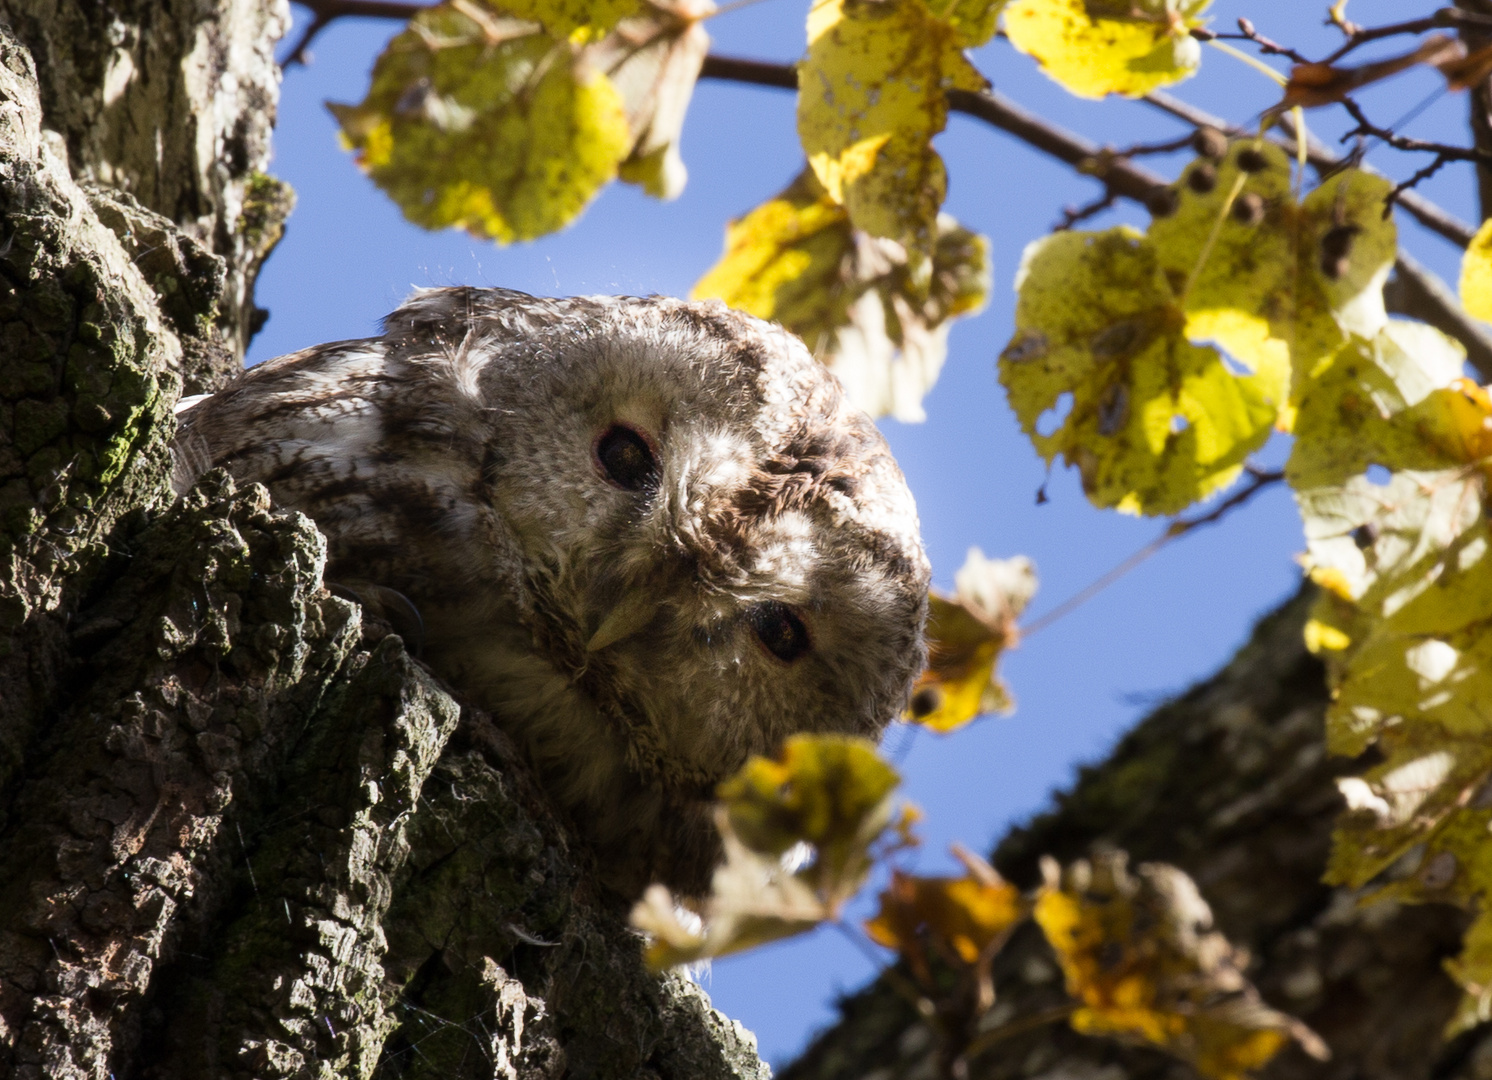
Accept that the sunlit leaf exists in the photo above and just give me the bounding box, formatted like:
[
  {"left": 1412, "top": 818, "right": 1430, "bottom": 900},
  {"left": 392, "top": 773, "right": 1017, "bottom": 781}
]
[
  {"left": 718, "top": 733, "right": 900, "bottom": 899},
  {"left": 1034, "top": 852, "right": 1326, "bottom": 1080},
  {"left": 329, "top": 2, "right": 632, "bottom": 243},
  {"left": 1461, "top": 218, "right": 1492, "bottom": 324},
  {"left": 1147, "top": 145, "right": 1396, "bottom": 408},
  {"left": 865, "top": 847, "right": 1025, "bottom": 982},
  {"left": 631, "top": 813, "right": 830, "bottom": 969},
  {"left": 798, "top": 0, "right": 987, "bottom": 255},
  {"left": 1001, "top": 227, "right": 1275, "bottom": 516},
  {"left": 1004, "top": 0, "right": 1211, "bottom": 100},
  {"left": 634, "top": 737, "right": 909, "bottom": 970},
  {"left": 595, "top": 0, "right": 712, "bottom": 199},
  {"left": 693, "top": 169, "right": 990, "bottom": 421},
  {"left": 483, "top": 0, "right": 640, "bottom": 38},
  {"left": 907, "top": 547, "right": 1036, "bottom": 731}
]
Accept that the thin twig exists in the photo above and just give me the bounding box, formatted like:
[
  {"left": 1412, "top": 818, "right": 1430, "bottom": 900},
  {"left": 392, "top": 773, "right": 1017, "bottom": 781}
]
[
  {"left": 1321, "top": 8, "right": 1492, "bottom": 66},
  {"left": 286, "top": 0, "right": 425, "bottom": 64},
  {"left": 1340, "top": 97, "right": 1492, "bottom": 164},
  {"left": 1387, "top": 153, "right": 1455, "bottom": 212},
  {"left": 1020, "top": 469, "right": 1285, "bottom": 639},
  {"left": 1235, "top": 17, "right": 1311, "bottom": 65},
  {"left": 1055, "top": 191, "right": 1117, "bottom": 231},
  {"left": 961, "top": 1004, "right": 1077, "bottom": 1062}
]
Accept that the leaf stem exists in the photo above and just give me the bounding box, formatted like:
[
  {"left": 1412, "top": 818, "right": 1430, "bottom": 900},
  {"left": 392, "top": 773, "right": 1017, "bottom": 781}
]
[{"left": 1205, "top": 38, "right": 1289, "bottom": 87}]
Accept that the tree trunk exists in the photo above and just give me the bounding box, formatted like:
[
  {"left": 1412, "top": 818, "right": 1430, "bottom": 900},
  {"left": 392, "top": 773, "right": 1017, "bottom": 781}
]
[
  {"left": 781, "top": 590, "right": 1491, "bottom": 1080},
  {"left": 0, "top": 6, "right": 766, "bottom": 1078}
]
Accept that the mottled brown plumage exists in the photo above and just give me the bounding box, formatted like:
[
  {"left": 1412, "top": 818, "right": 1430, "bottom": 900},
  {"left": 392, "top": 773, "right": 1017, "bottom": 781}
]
[{"left": 175, "top": 287, "right": 929, "bottom": 894}]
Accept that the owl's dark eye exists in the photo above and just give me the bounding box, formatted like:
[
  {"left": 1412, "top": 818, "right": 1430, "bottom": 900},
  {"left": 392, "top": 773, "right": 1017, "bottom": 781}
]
[
  {"left": 748, "top": 602, "right": 811, "bottom": 663},
  {"left": 594, "top": 424, "right": 658, "bottom": 490}
]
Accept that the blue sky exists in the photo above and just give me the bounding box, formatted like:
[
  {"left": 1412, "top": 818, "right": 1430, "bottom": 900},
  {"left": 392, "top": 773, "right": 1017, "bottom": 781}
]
[{"left": 252, "top": 2, "right": 1481, "bottom": 1064}]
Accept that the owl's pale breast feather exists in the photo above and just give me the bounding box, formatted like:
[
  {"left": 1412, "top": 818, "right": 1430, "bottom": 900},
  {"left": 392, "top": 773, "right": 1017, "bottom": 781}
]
[{"left": 176, "top": 286, "right": 930, "bottom": 894}]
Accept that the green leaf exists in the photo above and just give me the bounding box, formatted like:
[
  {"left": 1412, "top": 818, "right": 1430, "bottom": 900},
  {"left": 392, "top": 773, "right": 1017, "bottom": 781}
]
[
  {"left": 1001, "top": 228, "right": 1275, "bottom": 515},
  {"left": 1147, "top": 145, "right": 1397, "bottom": 412},
  {"left": 489, "top": 0, "right": 641, "bottom": 39},
  {"left": 1004, "top": 0, "right": 1211, "bottom": 99},
  {"left": 692, "top": 169, "right": 990, "bottom": 420},
  {"left": 798, "top": 0, "right": 988, "bottom": 255},
  {"left": 329, "top": 3, "right": 632, "bottom": 243}
]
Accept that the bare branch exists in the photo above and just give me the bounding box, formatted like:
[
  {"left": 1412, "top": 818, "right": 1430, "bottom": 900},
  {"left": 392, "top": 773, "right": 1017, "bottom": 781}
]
[
  {"left": 1340, "top": 97, "right": 1492, "bottom": 164},
  {"left": 286, "top": 0, "right": 424, "bottom": 64},
  {"left": 1056, "top": 191, "right": 1118, "bottom": 231},
  {"left": 1234, "top": 17, "right": 1311, "bottom": 65}
]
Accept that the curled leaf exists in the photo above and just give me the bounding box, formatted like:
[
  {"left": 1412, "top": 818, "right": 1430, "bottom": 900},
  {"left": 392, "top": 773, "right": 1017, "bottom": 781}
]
[
  {"left": 1034, "top": 851, "right": 1327, "bottom": 1080},
  {"left": 865, "top": 846, "right": 1025, "bottom": 988},
  {"left": 718, "top": 733, "right": 900, "bottom": 901},
  {"left": 594, "top": 0, "right": 712, "bottom": 199},
  {"left": 908, "top": 547, "right": 1036, "bottom": 731}
]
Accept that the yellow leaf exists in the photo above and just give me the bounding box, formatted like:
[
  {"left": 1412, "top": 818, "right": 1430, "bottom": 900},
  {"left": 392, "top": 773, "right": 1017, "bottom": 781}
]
[
  {"left": 798, "top": 0, "right": 987, "bottom": 254},
  {"left": 1001, "top": 227, "right": 1275, "bottom": 515},
  {"left": 1461, "top": 218, "right": 1492, "bottom": 324},
  {"left": 1034, "top": 852, "right": 1325, "bottom": 1080},
  {"left": 718, "top": 734, "right": 900, "bottom": 900},
  {"left": 865, "top": 856, "right": 1025, "bottom": 976},
  {"left": 1004, "top": 0, "right": 1210, "bottom": 100},
  {"left": 631, "top": 814, "right": 830, "bottom": 969},
  {"left": 907, "top": 548, "right": 1036, "bottom": 731},
  {"left": 693, "top": 169, "right": 990, "bottom": 420},
  {"left": 928, "top": 0, "right": 1008, "bottom": 46},
  {"left": 329, "top": 4, "right": 632, "bottom": 243}
]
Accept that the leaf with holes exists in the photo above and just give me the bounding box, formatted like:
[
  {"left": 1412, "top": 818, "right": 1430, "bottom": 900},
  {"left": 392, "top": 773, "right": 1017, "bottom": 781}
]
[
  {"left": 1147, "top": 144, "right": 1396, "bottom": 414},
  {"left": 798, "top": 0, "right": 988, "bottom": 257},
  {"left": 1003, "top": 0, "right": 1211, "bottom": 99},
  {"left": 907, "top": 548, "right": 1036, "bottom": 731},
  {"left": 329, "top": 3, "right": 633, "bottom": 243},
  {"left": 1001, "top": 227, "right": 1275, "bottom": 515},
  {"left": 693, "top": 169, "right": 990, "bottom": 420}
]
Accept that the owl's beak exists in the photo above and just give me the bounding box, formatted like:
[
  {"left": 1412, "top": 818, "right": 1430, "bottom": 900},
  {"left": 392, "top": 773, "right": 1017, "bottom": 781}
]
[{"left": 586, "top": 592, "right": 659, "bottom": 652}]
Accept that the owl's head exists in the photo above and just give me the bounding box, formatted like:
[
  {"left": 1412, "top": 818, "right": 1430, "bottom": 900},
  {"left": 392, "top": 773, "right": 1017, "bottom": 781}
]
[
  {"left": 180, "top": 286, "right": 930, "bottom": 887},
  {"left": 382, "top": 289, "right": 931, "bottom": 792}
]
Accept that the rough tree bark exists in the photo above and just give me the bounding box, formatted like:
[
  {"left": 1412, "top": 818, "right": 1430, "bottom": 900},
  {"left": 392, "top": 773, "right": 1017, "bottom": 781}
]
[{"left": 0, "top": 3, "right": 766, "bottom": 1078}]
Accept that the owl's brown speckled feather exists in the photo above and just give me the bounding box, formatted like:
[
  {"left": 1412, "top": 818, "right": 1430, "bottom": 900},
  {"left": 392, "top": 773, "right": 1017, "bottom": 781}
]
[{"left": 175, "top": 287, "right": 930, "bottom": 895}]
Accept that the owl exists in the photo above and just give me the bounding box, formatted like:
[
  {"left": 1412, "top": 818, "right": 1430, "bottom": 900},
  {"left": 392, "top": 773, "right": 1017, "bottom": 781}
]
[{"left": 175, "top": 287, "right": 930, "bottom": 895}]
